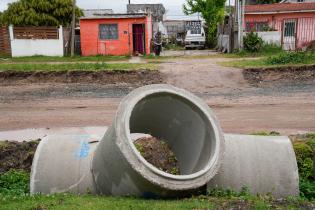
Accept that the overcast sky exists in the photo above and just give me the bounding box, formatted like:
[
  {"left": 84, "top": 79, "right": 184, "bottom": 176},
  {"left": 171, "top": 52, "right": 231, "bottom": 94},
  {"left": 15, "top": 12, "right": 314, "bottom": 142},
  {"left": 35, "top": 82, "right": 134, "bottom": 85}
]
[{"left": 0, "top": 0, "right": 203, "bottom": 18}]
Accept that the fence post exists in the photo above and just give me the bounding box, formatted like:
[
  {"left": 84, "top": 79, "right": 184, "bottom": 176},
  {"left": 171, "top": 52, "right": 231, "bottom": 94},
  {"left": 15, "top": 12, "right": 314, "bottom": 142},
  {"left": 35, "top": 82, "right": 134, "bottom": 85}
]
[{"left": 8, "top": 25, "right": 14, "bottom": 41}]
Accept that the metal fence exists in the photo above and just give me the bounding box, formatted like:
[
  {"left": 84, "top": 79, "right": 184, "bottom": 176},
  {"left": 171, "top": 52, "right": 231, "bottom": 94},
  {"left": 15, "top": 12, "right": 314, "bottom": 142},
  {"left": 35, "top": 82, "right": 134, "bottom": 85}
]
[{"left": 13, "top": 26, "right": 59, "bottom": 39}]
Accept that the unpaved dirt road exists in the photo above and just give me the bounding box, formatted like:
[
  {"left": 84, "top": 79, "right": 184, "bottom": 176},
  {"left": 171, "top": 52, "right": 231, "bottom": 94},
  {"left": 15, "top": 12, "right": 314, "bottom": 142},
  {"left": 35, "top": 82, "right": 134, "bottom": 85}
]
[{"left": 1, "top": 54, "right": 315, "bottom": 135}]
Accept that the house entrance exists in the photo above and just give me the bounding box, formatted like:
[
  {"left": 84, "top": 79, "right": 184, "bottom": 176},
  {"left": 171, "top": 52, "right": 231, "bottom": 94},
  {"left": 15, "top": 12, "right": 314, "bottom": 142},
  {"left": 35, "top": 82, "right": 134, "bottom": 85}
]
[
  {"left": 282, "top": 19, "right": 296, "bottom": 51},
  {"left": 132, "top": 24, "right": 145, "bottom": 55}
]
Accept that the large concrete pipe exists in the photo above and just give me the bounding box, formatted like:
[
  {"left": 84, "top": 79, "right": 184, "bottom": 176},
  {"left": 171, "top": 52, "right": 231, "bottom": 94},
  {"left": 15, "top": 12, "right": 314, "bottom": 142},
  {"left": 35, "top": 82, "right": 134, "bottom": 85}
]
[
  {"left": 30, "top": 84, "right": 299, "bottom": 198},
  {"left": 92, "top": 84, "right": 225, "bottom": 198},
  {"left": 208, "top": 134, "right": 299, "bottom": 198}
]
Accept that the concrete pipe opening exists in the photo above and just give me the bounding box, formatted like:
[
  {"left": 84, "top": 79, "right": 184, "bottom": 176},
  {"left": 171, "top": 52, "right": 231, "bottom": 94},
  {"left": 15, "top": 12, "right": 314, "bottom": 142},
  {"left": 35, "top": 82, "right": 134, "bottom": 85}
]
[
  {"left": 92, "top": 84, "right": 225, "bottom": 197},
  {"left": 130, "top": 93, "right": 218, "bottom": 176}
]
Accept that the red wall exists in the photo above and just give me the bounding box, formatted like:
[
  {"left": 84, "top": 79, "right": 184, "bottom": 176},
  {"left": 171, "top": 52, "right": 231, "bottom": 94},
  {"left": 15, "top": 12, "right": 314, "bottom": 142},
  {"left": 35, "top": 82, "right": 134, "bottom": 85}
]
[
  {"left": 80, "top": 16, "right": 152, "bottom": 56},
  {"left": 245, "top": 12, "right": 315, "bottom": 49}
]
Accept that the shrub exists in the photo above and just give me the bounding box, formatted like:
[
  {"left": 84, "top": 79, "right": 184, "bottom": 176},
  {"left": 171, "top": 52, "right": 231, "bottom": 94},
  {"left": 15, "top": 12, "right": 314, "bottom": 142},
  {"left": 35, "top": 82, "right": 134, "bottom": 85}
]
[
  {"left": 243, "top": 32, "right": 263, "bottom": 53},
  {"left": 300, "top": 179, "right": 315, "bottom": 200},
  {"left": 293, "top": 134, "right": 315, "bottom": 199},
  {"left": 294, "top": 143, "right": 313, "bottom": 180},
  {"left": 0, "top": 170, "right": 30, "bottom": 196}
]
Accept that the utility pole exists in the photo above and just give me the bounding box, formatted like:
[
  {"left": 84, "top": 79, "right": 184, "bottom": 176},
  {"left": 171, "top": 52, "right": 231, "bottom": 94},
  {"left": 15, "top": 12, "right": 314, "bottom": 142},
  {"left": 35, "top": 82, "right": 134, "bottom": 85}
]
[
  {"left": 70, "top": 0, "right": 76, "bottom": 57},
  {"left": 129, "top": 0, "right": 131, "bottom": 4},
  {"left": 237, "top": 0, "right": 244, "bottom": 50}
]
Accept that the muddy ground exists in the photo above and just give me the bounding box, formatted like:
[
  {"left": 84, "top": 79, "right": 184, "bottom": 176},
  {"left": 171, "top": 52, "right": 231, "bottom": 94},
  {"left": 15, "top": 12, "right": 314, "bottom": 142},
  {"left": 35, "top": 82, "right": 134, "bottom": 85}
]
[
  {"left": 0, "top": 56, "right": 315, "bottom": 135},
  {"left": 0, "top": 70, "right": 163, "bottom": 86},
  {"left": 0, "top": 140, "right": 40, "bottom": 173},
  {"left": 244, "top": 65, "right": 315, "bottom": 87}
]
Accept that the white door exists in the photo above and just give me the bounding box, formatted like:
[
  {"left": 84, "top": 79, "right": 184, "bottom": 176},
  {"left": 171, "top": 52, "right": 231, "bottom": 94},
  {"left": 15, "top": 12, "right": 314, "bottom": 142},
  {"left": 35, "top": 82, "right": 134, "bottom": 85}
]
[{"left": 282, "top": 19, "right": 297, "bottom": 51}]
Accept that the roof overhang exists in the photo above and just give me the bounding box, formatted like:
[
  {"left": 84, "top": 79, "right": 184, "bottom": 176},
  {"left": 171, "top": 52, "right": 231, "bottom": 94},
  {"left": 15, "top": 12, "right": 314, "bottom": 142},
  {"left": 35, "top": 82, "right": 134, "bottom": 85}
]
[
  {"left": 80, "top": 13, "right": 148, "bottom": 20},
  {"left": 245, "top": 10, "right": 315, "bottom": 14}
]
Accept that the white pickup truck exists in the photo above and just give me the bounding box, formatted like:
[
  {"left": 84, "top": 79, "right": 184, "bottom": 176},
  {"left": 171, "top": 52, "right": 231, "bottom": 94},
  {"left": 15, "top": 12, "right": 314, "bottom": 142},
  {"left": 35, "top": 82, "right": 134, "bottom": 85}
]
[{"left": 184, "top": 20, "right": 206, "bottom": 49}]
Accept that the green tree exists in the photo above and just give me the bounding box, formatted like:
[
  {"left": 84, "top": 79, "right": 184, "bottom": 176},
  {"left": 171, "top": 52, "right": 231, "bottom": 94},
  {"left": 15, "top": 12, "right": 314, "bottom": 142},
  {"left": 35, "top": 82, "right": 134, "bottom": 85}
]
[
  {"left": 183, "top": 0, "right": 225, "bottom": 47},
  {"left": 0, "top": 12, "right": 3, "bottom": 25},
  {"left": 0, "top": 0, "right": 83, "bottom": 26}
]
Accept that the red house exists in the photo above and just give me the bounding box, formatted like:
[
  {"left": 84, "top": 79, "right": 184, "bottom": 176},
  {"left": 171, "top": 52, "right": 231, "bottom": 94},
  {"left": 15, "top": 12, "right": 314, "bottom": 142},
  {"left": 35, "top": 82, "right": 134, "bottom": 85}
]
[
  {"left": 245, "top": 3, "right": 315, "bottom": 50},
  {"left": 80, "top": 13, "right": 152, "bottom": 56}
]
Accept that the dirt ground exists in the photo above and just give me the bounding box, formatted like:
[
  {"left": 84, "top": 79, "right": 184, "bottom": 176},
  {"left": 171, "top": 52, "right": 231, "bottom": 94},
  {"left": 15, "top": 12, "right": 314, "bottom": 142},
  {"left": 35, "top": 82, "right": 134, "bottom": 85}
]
[
  {"left": 0, "top": 140, "right": 40, "bottom": 173},
  {"left": 134, "top": 137, "right": 180, "bottom": 175},
  {"left": 1, "top": 54, "right": 315, "bottom": 135}
]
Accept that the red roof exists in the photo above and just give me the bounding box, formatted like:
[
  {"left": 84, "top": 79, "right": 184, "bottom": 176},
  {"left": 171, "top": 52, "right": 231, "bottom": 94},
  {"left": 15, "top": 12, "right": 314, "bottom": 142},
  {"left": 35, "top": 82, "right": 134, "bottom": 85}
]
[{"left": 245, "top": 2, "right": 315, "bottom": 14}]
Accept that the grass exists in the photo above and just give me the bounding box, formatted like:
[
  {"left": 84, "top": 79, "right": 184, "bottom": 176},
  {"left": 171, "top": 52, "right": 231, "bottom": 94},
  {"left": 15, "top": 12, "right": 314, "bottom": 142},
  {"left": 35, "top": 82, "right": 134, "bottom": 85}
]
[
  {"left": 250, "top": 131, "right": 281, "bottom": 136},
  {"left": 219, "top": 52, "right": 315, "bottom": 69},
  {"left": 0, "top": 63, "right": 157, "bottom": 72},
  {"left": 0, "top": 55, "right": 130, "bottom": 63},
  {"left": 1, "top": 192, "right": 314, "bottom": 210},
  {"left": 222, "top": 44, "right": 283, "bottom": 59},
  {"left": 164, "top": 44, "right": 185, "bottom": 51}
]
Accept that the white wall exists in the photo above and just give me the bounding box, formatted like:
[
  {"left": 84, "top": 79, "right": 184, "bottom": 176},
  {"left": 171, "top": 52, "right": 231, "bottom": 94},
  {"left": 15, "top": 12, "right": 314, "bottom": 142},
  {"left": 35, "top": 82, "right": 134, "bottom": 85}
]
[
  {"left": 257, "top": 31, "right": 281, "bottom": 46},
  {"left": 9, "top": 26, "right": 64, "bottom": 57}
]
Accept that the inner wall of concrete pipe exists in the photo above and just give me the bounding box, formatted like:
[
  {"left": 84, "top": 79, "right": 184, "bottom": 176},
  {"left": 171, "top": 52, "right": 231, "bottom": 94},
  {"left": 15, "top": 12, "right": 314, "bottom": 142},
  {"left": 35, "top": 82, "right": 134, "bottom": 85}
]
[{"left": 129, "top": 93, "right": 216, "bottom": 176}]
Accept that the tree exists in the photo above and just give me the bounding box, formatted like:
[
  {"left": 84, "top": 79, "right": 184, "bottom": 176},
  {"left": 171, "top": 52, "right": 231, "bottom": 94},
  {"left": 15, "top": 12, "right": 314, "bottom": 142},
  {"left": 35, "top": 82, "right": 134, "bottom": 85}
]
[
  {"left": 183, "top": 0, "right": 225, "bottom": 47},
  {"left": 0, "top": 0, "right": 83, "bottom": 26},
  {"left": 0, "top": 12, "right": 3, "bottom": 25}
]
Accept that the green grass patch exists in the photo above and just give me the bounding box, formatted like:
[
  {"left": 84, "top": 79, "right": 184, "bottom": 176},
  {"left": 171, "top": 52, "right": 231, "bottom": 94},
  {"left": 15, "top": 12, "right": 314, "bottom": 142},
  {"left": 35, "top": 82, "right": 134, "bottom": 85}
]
[
  {"left": 1, "top": 192, "right": 314, "bottom": 210},
  {"left": 227, "top": 44, "right": 283, "bottom": 58},
  {"left": 1, "top": 55, "right": 130, "bottom": 63},
  {"left": 0, "top": 63, "right": 157, "bottom": 72},
  {"left": 219, "top": 52, "right": 315, "bottom": 69},
  {"left": 164, "top": 44, "right": 185, "bottom": 51},
  {"left": 250, "top": 131, "right": 281, "bottom": 136}
]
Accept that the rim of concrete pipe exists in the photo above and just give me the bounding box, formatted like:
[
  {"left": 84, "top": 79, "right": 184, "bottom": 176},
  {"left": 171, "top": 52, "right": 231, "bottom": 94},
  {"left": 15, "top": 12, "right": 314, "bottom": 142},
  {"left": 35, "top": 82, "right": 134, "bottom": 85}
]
[{"left": 114, "top": 84, "right": 225, "bottom": 187}]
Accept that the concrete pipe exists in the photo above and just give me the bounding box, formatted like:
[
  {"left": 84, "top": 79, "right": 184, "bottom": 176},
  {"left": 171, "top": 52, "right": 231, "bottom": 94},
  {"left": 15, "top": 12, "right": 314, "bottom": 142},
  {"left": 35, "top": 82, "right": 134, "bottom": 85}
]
[
  {"left": 208, "top": 134, "right": 299, "bottom": 198},
  {"left": 92, "top": 84, "right": 225, "bottom": 198},
  {"left": 30, "top": 134, "right": 100, "bottom": 194}
]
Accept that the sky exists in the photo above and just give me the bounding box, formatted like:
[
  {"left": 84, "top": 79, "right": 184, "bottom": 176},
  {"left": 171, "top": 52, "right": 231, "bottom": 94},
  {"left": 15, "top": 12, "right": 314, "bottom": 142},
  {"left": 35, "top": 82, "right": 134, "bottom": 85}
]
[{"left": 0, "top": 0, "right": 204, "bottom": 19}]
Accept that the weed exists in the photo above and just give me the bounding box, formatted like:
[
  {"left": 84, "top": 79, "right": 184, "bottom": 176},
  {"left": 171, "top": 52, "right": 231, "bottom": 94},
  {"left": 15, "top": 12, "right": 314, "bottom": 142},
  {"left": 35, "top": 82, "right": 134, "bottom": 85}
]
[
  {"left": 0, "top": 170, "right": 30, "bottom": 196},
  {"left": 266, "top": 52, "right": 314, "bottom": 65}
]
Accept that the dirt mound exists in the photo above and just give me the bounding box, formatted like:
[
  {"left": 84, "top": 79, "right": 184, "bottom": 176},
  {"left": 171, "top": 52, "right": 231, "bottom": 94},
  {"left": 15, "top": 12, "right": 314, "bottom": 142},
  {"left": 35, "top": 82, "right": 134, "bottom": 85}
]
[
  {"left": 0, "top": 140, "right": 40, "bottom": 173},
  {"left": 243, "top": 65, "right": 315, "bottom": 87},
  {"left": 0, "top": 70, "right": 164, "bottom": 86},
  {"left": 134, "top": 137, "right": 180, "bottom": 175}
]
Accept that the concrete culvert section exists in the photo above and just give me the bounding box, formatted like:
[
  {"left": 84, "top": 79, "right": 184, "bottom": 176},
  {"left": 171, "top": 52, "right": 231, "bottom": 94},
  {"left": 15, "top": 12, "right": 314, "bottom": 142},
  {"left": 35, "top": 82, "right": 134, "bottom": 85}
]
[
  {"left": 208, "top": 134, "right": 299, "bottom": 198},
  {"left": 30, "top": 84, "right": 299, "bottom": 198},
  {"left": 92, "top": 84, "right": 225, "bottom": 198}
]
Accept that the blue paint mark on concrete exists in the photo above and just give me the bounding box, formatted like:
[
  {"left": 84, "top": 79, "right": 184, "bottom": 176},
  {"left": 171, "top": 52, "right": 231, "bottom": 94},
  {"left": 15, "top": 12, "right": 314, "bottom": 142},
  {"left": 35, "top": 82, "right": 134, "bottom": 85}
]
[{"left": 76, "top": 135, "right": 90, "bottom": 158}]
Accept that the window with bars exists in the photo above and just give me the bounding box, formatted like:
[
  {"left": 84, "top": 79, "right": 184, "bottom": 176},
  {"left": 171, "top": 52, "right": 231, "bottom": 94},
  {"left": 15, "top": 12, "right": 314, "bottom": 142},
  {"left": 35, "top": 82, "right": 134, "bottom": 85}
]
[
  {"left": 284, "top": 21, "right": 296, "bottom": 37},
  {"left": 99, "top": 24, "right": 118, "bottom": 40}
]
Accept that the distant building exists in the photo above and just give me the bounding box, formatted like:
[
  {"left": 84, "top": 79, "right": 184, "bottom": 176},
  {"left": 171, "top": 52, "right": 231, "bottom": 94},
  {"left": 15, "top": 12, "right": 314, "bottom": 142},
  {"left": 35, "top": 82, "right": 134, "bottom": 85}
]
[
  {"left": 127, "top": 4, "right": 166, "bottom": 34},
  {"left": 80, "top": 13, "right": 152, "bottom": 56},
  {"left": 163, "top": 20, "right": 186, "bottom": 42}
]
